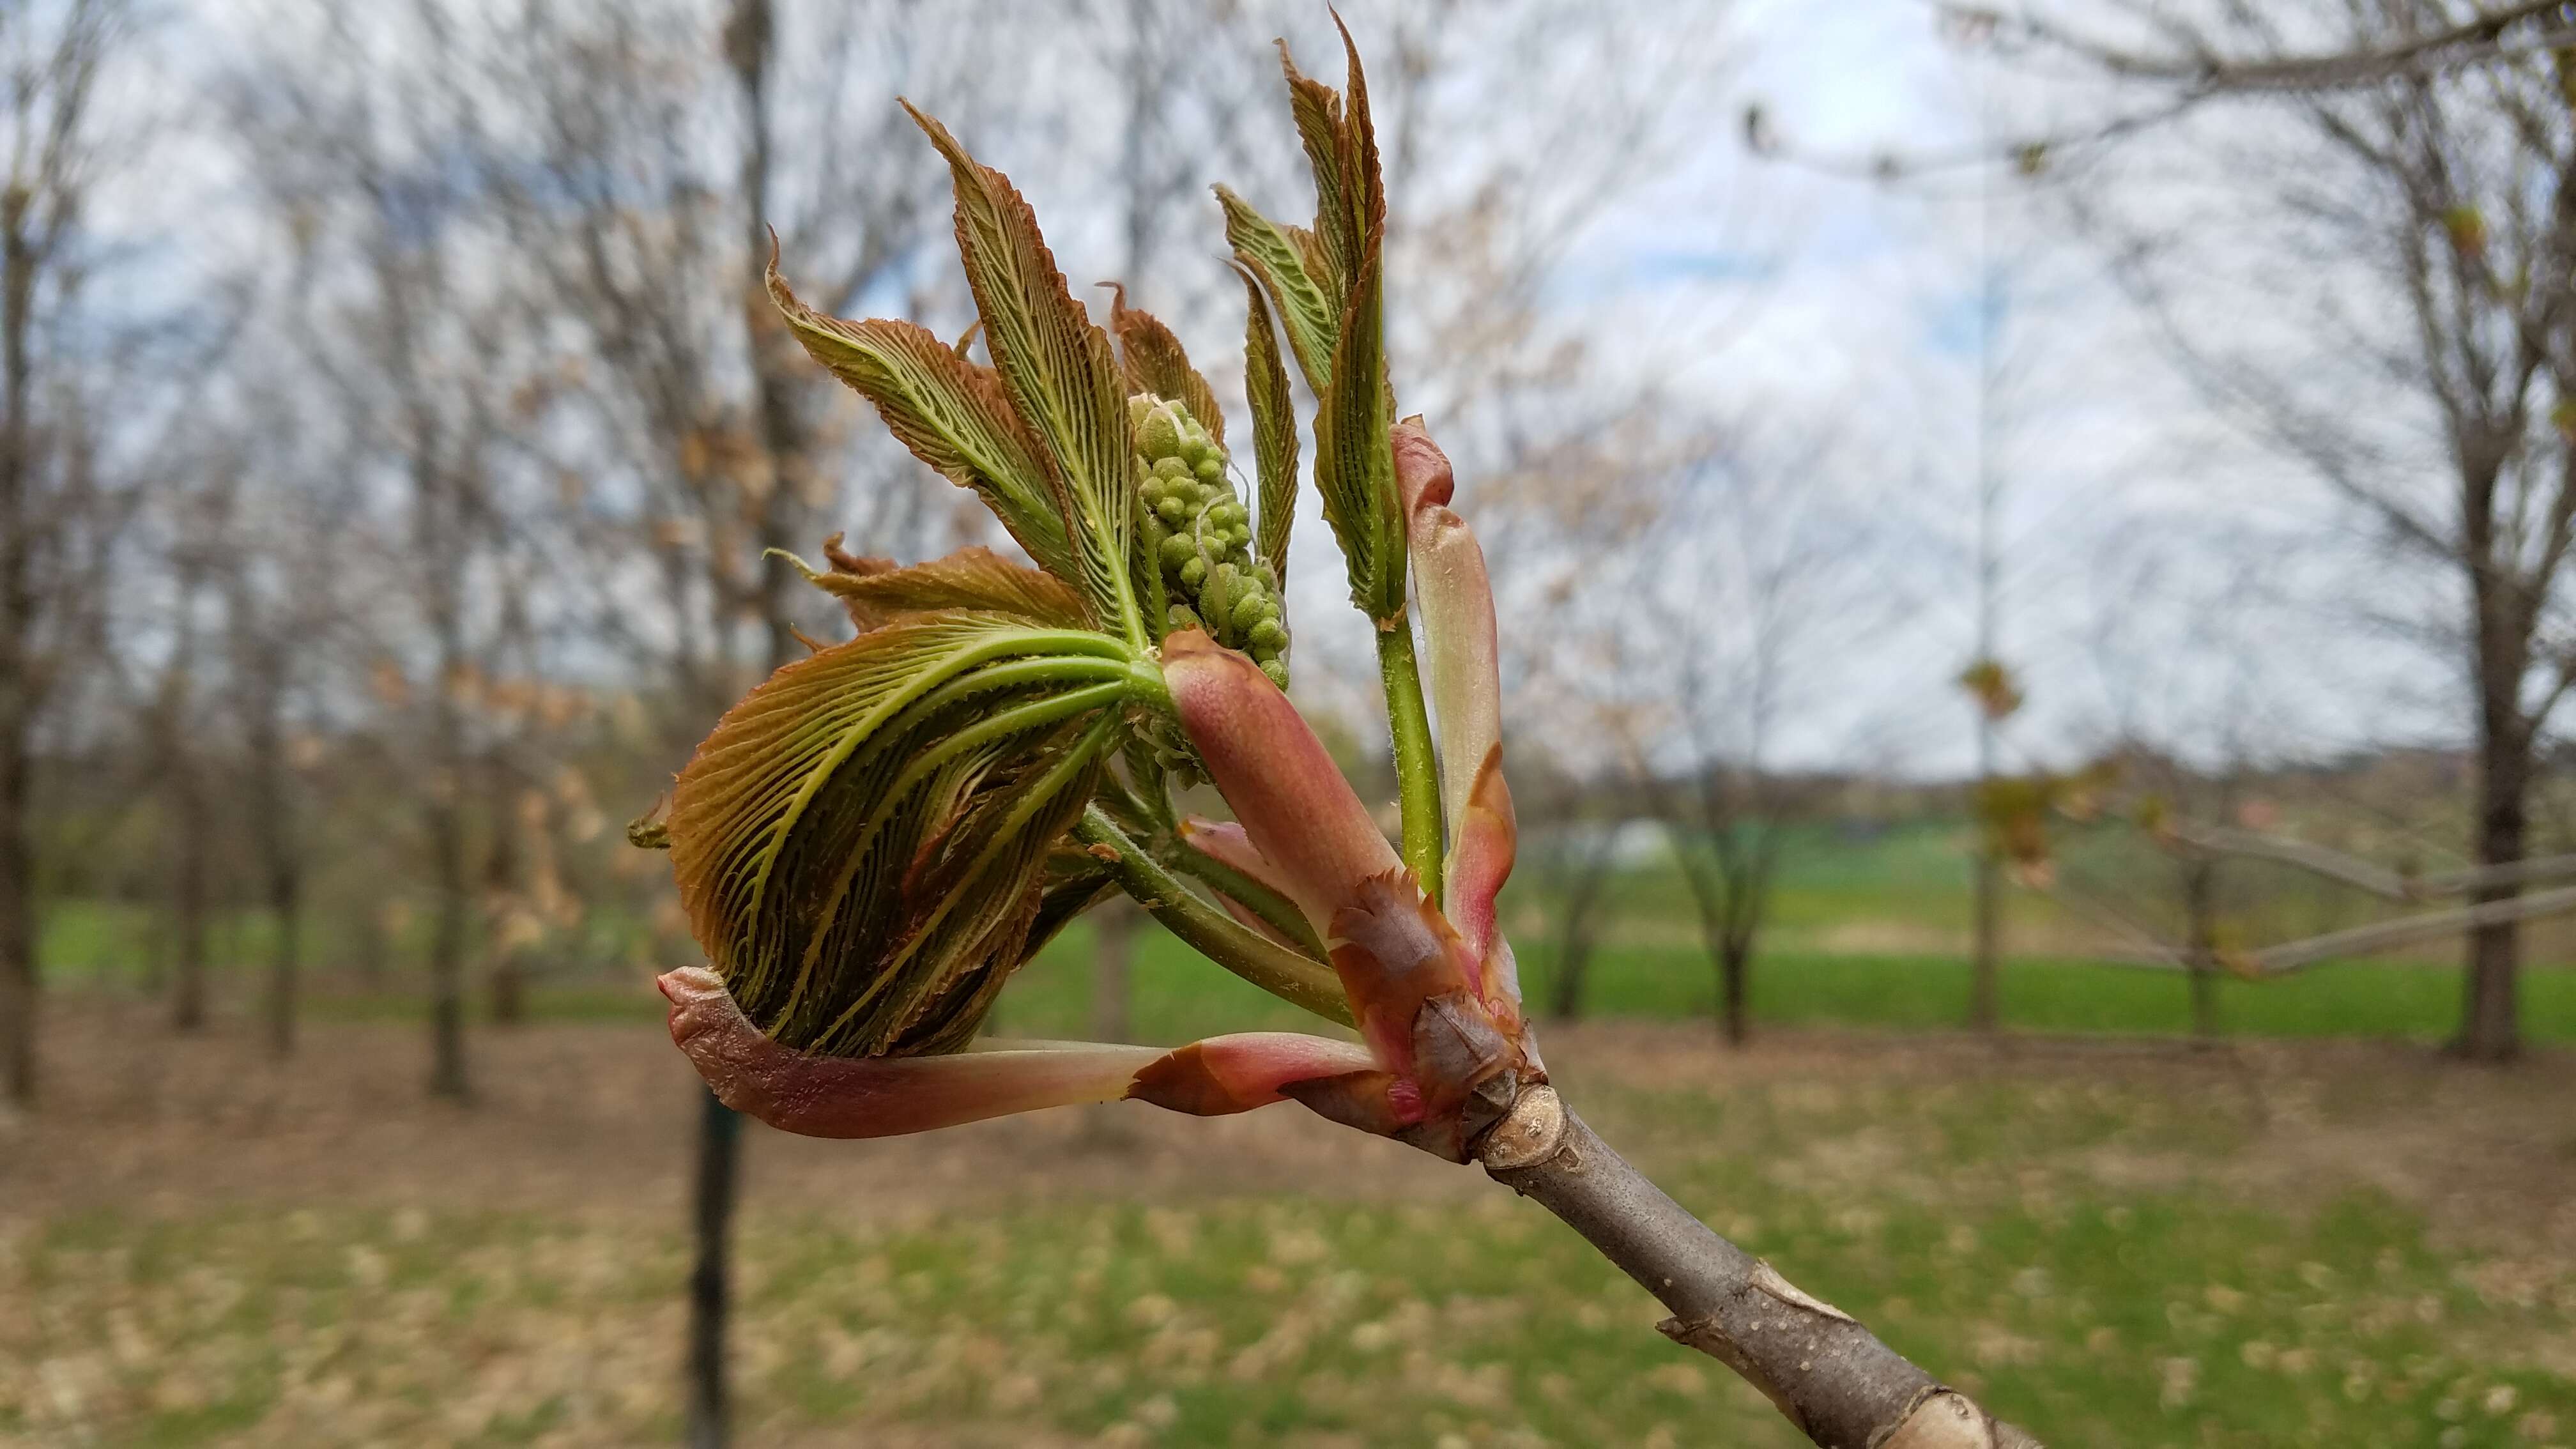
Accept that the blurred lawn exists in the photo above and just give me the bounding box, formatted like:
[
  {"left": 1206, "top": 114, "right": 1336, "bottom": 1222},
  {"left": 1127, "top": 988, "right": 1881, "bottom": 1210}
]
[
  {"left": 991, "top": 924, "right": 2576, "bottom": 1048},
  {"left": 40, "top": 901, "right": 2576, "bottom": 1048},
  {"left": 40, "top": 816, "right": 2576, "bottom": 1048},
  {"left": 14, "top": 1048, "right": 2572, "bottom": 1446}
]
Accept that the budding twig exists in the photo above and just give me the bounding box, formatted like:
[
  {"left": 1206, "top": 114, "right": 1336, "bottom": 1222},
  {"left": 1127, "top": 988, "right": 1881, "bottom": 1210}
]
[{"left": 1478, "top": 1089, "right": 2041, "bottom": 1449}]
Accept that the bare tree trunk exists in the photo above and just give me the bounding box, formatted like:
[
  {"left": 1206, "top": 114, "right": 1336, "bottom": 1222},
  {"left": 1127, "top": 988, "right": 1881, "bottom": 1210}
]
[
  {"left": 1673, "top": 825, "right": 1768, "bottom": 1050},
  {"left": 418, "top": 429, "right": 472, "bottom": 1098},
  {"left": 426, "top": 799, "right": 471, "bottom": 1099},
  {"left": 2458, "top": 729, "right": 2527, "bottom": 1061},
  {"left": 687, "top": 4, "right": 788, "bottom": 1437},
  {"left": 1718, "top": 936, "right": 1751, "bottom": 1048},
  {"left": 257, "top": 793, "right": 297, "bottom": 1056},
  {"left": 485, "top": 763, "right": 526, "bottom": 1026},
  {"left": 169, "top": 792, "right": 209, "bottom": 1031},
  {"left": 0, "top": 297, "right": 29, "bottom": 1093},
  {"left": 238, "top": 597, "right": 302, "bottom": 1057},
  {"left": 0, "top": 721, "right": 31, "bottom": 1104},
  {"left": 0, "top": 0, "right": 125, "bottom": 1105},
  {"left": 167, "top": 699, "right": 211, "bottom": 1032},
  {"left": 2182, "top": 857, "right": 2220, "bottom": 1041},
  {"left": 1547, "top": 832, "right": 1615, "bottom": 1023},
  {"left": 425, "top": 728, "right": 472, "bottom": 1099},
  {"left": 1968, "top": 838, "right": 2002, "bottom": 1034},
  {"left": 489, "top": 951, "right": 525, "bottom": 1025},
  {"left": 265, "top": 866, "right": 300, "bottom": 1059},
  {"left": 686, "top": 1085, "right": 742, "bottom": 1449},
  {"left": 0, "top": 85, "right": 38, "bottom": 1106}
]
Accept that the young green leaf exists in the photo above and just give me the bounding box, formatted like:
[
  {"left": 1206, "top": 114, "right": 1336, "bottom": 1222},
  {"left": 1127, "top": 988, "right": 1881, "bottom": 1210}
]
[
  {"left": 1312, "top": 222, "right": 1403, "bottom": 619},
  {"left": 783, "top": 540, "right": 1086, "bottom": 634},
  {"left": 1215, "top": 185, "right": 1338, "bottom": 394},
  {"left": 905, "top": 103, "right": 1146, "bottom": 648},
  {"left": 765, "top": 261, "right": 1077, "bottom": 586},
  {"left": 1268, "top": 22, "right": 1403, "bottom": 622},
  {"left": 1326, "top": 15, "right": 1386, "bottom": 273},
  {"left": 666, "top": 611, "right": 1139, "bottom": 1056},
  {"left": 1278, "top": 38, "right": 1356, "bottom": 305},
  {"left": 1237, "top": 266, "right": 1301, "bottom": 590}
]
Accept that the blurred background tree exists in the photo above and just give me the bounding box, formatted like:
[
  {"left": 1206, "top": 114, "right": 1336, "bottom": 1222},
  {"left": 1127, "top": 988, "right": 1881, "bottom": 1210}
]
[{"left": 22, "top": 3, "right": 2576, "bottom": 1445}]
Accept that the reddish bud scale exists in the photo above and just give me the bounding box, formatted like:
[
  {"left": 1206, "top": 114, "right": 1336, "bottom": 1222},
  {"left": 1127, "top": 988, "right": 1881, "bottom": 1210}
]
[
  {"left": 662, "top": 966, "right": 1379, "bottom": 1137},
  {"left": 1162, "top": 629, "right": 1542, "bottom": 1162}
]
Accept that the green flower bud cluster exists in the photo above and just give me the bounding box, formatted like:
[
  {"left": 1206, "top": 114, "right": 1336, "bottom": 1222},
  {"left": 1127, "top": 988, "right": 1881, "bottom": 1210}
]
[{"left": 1130, "top": 394, "right": 1290, "bottom": 688}]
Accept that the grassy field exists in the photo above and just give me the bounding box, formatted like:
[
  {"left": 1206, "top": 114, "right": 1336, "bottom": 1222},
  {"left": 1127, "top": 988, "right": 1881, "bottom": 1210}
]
[
  {"left": 42, "top": 898, "right": 2576, "bottom": 1050},
  {"left": 107, "top": 924, "right": 2571, "bottom": 1050},
  {"left": 17, "top": 821, "right": 2576, "bottom": 1445},
  {"left": 9, "top": 1007, "right": 2575, "bottom": 1447},
  {"left": 39, "top": 816, "right": 2576, "bottom": 1049},
  {"left": 992, "top": 923, "right": 2576, "bottom": 1047}
]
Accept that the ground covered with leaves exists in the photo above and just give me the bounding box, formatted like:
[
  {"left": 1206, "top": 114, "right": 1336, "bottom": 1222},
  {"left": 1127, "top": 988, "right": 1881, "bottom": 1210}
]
[{"left": 9, "top": 1000, "right": 2576, "bottom": 1447}]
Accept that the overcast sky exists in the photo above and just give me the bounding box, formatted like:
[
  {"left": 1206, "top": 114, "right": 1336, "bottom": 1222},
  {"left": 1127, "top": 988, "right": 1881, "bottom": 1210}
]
[
  {"left": 125, "top": 0, "right": 2465, "bottom": 783},
  {"left": 1510, "top": 0, "right": 2458, "bottom": 780}
]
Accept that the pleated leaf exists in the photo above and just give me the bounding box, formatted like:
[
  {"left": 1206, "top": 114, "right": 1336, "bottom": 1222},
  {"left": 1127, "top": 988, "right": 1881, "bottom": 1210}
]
[
  {"left": 1254, "top": 21, "right": 1402, "bottom": 621},
  {"left": 906, "top": 103, "right": 1146, "bottom": 648},
  {"left": 765, "top": 263, "right": 1078, "bottom": 586},
  {"left": 1326, "top": 17, "right": 1385, "bottom": 266},
  {"left": 1237, "top": 266, "right": 1301, "bottom": 590},
  {"left": 1028, "top": 842, "right": 1120, "bottom": 954},
  {"left": 1312, "top": 220, "right": 1403, "bottom": 620},
  {"left": 788, "top": 542, "right": 1086, "bottom": 634},
  {"left": 1280, "top": 37, "right": 1357, "bottom": 302},
  {"left": 1216, "top": 185, "right": 1338, "bottom": 394},
  {"left": 667, "top": 611, "right": 1137, "bottom": 1056}
]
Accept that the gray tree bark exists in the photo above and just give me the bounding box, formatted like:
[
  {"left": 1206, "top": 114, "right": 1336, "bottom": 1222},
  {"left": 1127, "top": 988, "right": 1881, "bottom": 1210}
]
[{"left": 1480, "top": 1089, "right": 2040, "bottom": 1448}]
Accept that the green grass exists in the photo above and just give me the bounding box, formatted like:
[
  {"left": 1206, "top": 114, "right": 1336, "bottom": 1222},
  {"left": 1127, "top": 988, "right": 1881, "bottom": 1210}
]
[
  {"left": 65, "top": 913, "right": 2570, "bottom": 1048},
  {"left": 1603, "top": 820, "right": 1991, "bottom": 933},
  {"left": 34, "top": 898, "right": 664, "bottom": 989},
  {"left": 984, "top": 920, "right": 2576, "bottom": 1046},
  {"left": 38, "top": 809, "right": 2576, "bottom": 1046},
  {"left": 13, "top": 1069, "right": 2571, "bottom": 1446},
  {"left": 1508, "top": 940, "right": 2576, "bottom": 1043}
]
